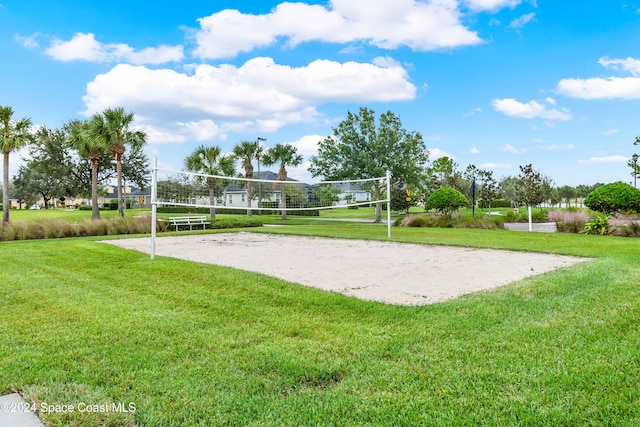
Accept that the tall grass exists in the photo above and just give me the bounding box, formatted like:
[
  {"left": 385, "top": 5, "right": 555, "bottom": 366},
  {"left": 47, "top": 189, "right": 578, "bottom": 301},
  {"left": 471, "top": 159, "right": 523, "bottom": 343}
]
[
  {"left": 0, "top": 215, "right": 263, "bottom": 241},
  {"left": 396, "top": 213, "right": 504, "bottom": 229},
  {"left": 0, "top": 216, "right": 152, "bottom": 241},
  {"left": 547, "top": 209, "right": 589, "bottom": 233}
]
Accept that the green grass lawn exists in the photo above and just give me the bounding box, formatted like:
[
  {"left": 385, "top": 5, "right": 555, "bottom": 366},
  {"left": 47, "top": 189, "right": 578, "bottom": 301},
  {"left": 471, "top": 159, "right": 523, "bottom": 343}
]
[{"left": 1, "top": 221, "right": 640, "bottom": 426}]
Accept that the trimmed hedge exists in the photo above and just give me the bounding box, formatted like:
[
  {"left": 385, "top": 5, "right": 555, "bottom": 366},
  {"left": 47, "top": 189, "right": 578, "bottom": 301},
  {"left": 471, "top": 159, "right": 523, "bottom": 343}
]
[
  {"left": 584, "top": 182, "right": 640, "bottom": 214},
  {"left": 426, "top": 187, "right": 469, "bottom": 218}
]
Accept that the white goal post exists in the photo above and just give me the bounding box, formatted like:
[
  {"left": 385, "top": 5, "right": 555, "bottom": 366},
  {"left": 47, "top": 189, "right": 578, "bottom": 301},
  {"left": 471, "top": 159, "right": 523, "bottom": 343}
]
[{"left": 150, "top": 158, "right": 391, "bottom": 259}]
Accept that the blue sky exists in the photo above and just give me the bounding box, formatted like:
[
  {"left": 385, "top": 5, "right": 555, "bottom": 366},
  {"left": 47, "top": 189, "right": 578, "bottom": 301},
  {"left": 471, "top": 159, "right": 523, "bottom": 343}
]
[{"left": 2, "top": 0, "right": 640, "bottom": 186}]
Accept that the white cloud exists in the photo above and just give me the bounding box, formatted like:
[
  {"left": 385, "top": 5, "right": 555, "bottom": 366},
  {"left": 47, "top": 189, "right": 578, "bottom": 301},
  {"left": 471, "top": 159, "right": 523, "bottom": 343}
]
[
  {"left": 557, "top": 57, "right": 640, "bottom": 99},
  {"left": 598, "top": 56, "right": 640, "bottom": 76},
  {"left": 503, "top": 144, "right": 526, "bottom": 154},
  {"left": 578, "top": 155, "right": 629, "bottom": 164},
  {"left": 287, "top": 160, "right": 314, "bottom": 182},
  {"left": 557, "top": 76, "right": 640, "bottom": 99},
  {"left": 463, "top": 107, "right": 482, "bottom": 116},
  {"left": 192, "top": 0, "right": 483, "bottom": 59},
  {"left": 603, "top": 128, "right": 618, "bottom": 136},
  {"left": 480, "top": 162, "right": 512, "bottom": 169},
  {"left": 508, "top": 12, "right": 536, "bottom": 29},
  {"left": 81, "top": 57, "right": 416, "bottom": 143},
  {"left": 470, "top": 147, "right": 479, "bottom": 154},
  {"left": 15, "top": 33, "right": 40, "bottom": 48},
  {"left": 539, "top": 144, "right": 575, "bottom": 150},
  {"left": 492, "top": 98, "right": 572, "bottom": 120},
  {"left": 544, "top": 97, "right": 556, "bottom": 105},
  {"left": 429, "top": 147, "right": 454, "bottom": 159},
  {"left": 287, "top": 134, "right": 325, "bottom": 157},
  {"left": 464, "top": 0, "right": 523, "bottom": 12},
  {"left": 44, "top": 32, "right": 184, "bottom": 65}
]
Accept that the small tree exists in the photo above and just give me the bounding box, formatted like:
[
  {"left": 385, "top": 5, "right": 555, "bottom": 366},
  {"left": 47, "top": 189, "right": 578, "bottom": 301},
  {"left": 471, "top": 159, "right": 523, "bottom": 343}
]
[
  {"left": 516, "top": 164, "right": 544, "bottom": 206},
  {"left": 425, "top": 187, "right": 468, "bottom": 219},
  {"left": 262, "top": 143, "right": 303, "bottom": 220},
  {"left": 390, "top": 187, "right": 413, "bottom": 213},
  {"left": 515, "top": 164, "right": 545, "bottom": 230},
  {"left": 185, "top": 145, "right": 235, "bottom": 220},
  {"left": 584, "top": 182, "right": 640, "bottom": 214},
  {"left": 315, "top": 186, "right": 342, "bottom": 207},
  {"left": 499, "top": 176, "right": 518, "bottom": 207},
  {"left": 478, "top": 169, "right": 499, "bottom": 210}
]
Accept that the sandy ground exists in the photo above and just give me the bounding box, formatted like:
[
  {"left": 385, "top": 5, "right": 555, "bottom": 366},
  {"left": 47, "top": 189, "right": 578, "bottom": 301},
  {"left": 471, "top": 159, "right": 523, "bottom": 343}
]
[{"left": 102, "top": 232, "right": 589, "bottom": 306}]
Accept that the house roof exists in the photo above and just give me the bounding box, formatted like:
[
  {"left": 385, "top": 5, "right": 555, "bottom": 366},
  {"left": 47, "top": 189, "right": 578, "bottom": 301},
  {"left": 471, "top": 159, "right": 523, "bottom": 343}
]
[
  {"left": 106, "top": 185, "right": 150, "bottom": 197},
  {"left": 225, "top": 171, "right": 298, "bottom": 192}
]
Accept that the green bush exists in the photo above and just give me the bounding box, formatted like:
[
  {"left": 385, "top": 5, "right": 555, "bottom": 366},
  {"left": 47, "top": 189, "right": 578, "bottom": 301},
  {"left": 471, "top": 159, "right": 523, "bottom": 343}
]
[
  {"left": 425, "top": 187, "right": 468, "bottom": 219},
  {"left": 584, "top": 182, "right": 640, "bottom": 214},
  {"left": 581, "top": 213, "right": 610, "bottom": 235},
  {"left": 210, "top": 217, "right": 263, "bottom": 229}
]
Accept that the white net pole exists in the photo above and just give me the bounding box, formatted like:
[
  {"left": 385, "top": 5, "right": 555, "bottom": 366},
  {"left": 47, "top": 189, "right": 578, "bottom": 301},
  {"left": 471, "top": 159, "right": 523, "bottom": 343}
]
[
  {"left": 151, "top": 157, "right": 158, "bottom": 260},
  {"left": 386, "top": 170, "right": 391, "bottom": 239}
]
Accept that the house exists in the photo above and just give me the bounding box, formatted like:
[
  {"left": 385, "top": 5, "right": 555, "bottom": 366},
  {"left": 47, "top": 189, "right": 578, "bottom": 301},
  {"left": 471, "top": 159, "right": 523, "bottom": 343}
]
[
  {"left": 104, "top": 185, "right": 151, "bottom": 208},
  {"left": 330, "top": 182, "right": 371, "bottom": 206},
  {"left": 223, "top": 171, "right": 295, "bottom": 209},
  {"left": 221, "top": 172, "right": 371, "bottom": 209}
]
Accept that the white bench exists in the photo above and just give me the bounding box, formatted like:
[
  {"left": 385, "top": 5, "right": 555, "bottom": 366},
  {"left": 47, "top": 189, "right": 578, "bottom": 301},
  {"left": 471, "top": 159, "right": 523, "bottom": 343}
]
[{"left": 168, "top": 215, "right": 210, "bottom": 231}]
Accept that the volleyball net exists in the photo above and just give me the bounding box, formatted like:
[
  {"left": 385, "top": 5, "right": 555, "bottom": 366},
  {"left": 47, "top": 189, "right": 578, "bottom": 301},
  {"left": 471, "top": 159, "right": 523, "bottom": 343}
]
[{"left": 149, "top": 158, "right": 391, "bottom": 258}]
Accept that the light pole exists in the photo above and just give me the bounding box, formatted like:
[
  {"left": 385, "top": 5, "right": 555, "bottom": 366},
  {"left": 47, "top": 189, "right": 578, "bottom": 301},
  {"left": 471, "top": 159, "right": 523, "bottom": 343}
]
[
  {"left": 632, "top": 153, "right": 639, "bottom": 188},
  {"left": 257, "top": 137, "right": 266, "bottom": 214}
]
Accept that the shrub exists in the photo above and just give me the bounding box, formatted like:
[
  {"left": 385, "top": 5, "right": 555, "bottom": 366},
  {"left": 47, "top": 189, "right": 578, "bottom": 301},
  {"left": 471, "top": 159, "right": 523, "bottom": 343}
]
[
  {"left": 425, "top": 187, "right": 468, "bottom": 219},
  {"left": 608, "top": 213, "right": 640, "bottom": 237},
  {"left": 547, "top": 210, "right": 588, "bottom": 233},
  {"left": 612, "top": 221, "right": 640, "bottom": 237},
  {"left": 581, "top": 213, "right": 610, "bottom": 235},
  {"left": 396, "top": 213, "right": 504, "bottom": 229},
  {"left": 584, "top": 182, "right": 640, "bottom": 214},
  {"left": 210, "top": 217, "right": 263, "bottom": 229},
  {"left": 451, "top": 216, "right": 505, "bottom": 229},
  {"left": 397, "top": 214, "right": 447, "bottom": 228}
]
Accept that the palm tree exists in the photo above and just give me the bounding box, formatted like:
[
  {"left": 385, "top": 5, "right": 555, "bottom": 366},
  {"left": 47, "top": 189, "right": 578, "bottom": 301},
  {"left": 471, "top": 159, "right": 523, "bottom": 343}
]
[
  {"left": 67, "top": 119, "right": 107, "bottom": 220},
  {"left": 232, "top": 140, "right": 263, "bottom": 216},
  {"left": 0, "top": 106, "right": 33, "bottom": 225},
  {"left": 185, "top": 145, "right": 235, "bottom": 220},
  {"left": 262, "top": 143, "right": 303, "bottom": 220},
  {"left": 88, "top": 107, "right": 146, "bottom": 217}
]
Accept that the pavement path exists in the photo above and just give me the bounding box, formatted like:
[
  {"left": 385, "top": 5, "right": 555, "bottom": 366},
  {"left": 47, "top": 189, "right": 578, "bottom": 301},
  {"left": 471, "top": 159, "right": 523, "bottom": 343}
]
[
  {"left": 504, "top": 222, "right": 557, "bottom": 232},
  {"left": 0, "top": 393, "right": 45, "bottom": 427}
]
